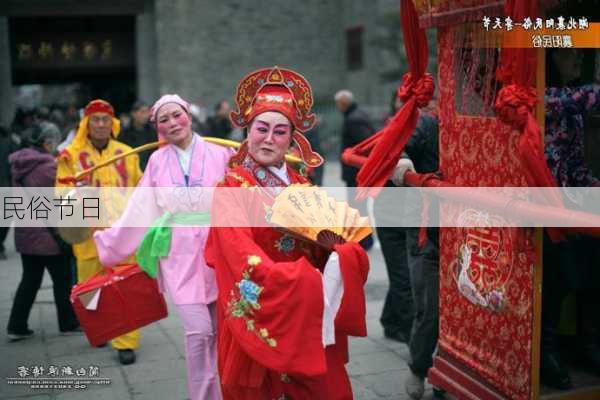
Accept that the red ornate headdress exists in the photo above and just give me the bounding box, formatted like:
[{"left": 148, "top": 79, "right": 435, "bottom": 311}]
[{"left": 230, "top": 66, "right": 323, "bottom": 167}]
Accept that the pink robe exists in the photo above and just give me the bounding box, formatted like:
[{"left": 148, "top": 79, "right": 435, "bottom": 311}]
[{"left": 94, "top": 135, "right": 232, "bottom": 305}]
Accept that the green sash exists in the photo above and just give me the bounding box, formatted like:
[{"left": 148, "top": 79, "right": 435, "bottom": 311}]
[{"left": 136, "top": 211, "right": 211, "bottom": 278}]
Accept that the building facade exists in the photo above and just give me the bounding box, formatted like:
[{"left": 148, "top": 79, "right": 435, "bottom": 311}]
[{"left": 1, "top": 0, "right": 431, "bottom": 144}]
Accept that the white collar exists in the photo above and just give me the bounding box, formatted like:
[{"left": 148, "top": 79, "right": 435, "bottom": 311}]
[
  {"left": 173, "top": 134, "right": 196, "bottom": 155},
  {"left": 173, "top": 134, "right": 197, "bottom": 175},
  {"left": 268, "top": 163, "right": 290, "bottom": 185}
]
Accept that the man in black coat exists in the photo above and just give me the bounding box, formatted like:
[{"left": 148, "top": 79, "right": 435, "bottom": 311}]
[
  {"left": 0, "top": 125, "right": 18, "bottom": 260},
  {"left": 395, "top": 113, "right": 440, "bottom": 400},
  {"left": 118, "top": 100, "right": 154, "bottom": 171},
  {"left": 335, "top": 90, "right": 376, "bottom": 249},
  {"left": 204, "top": 100, "right": 233, "bottom": 139}
]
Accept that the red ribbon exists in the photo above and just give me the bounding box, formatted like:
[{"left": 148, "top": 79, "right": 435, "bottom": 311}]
[
  {"left": 494, "top": 0, "right": 565, "bottom": 242},
  {"left": 353, "top": 0, "right": 433, "bottom": 199},
  {"left": 355, "top": 72, "right": 434, "bottom": 199},
  {"left": 494, "top": 87, "right": 564, "bottom": 242}
]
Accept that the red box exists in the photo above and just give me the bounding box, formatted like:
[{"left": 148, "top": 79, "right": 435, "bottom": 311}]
[{"left": 71, "top": 264, "right": 168, "bottom": 347}]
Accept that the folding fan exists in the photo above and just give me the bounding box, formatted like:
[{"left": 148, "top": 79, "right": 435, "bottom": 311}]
[{"left": 270, "top": 184, "right": 372, "bottom": 249}]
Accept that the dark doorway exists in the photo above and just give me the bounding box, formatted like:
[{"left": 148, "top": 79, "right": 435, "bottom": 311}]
[{"left": 9, "top": 15, "right": 136, "bottom": 113}]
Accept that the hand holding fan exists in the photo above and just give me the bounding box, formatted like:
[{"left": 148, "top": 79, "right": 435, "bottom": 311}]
[{"left": 269, "top": 184, "right": 372, "bottom": 249}]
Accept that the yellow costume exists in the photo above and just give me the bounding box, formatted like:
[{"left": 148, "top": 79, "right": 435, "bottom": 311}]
[{"left": 56, "top": 99, "right": 142, "bottom": 350}]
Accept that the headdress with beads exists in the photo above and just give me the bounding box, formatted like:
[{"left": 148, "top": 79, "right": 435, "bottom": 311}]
[{"left": 230, "top": 66, "right": 323, "bottom": 168}]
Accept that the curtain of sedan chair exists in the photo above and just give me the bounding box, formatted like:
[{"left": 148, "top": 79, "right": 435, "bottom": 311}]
[{"left": 428, "top": 12, "right": 538, "bottom": 400}]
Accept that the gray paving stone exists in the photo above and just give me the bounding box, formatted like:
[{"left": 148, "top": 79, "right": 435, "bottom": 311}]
[
  {"left": 138, "top": 327, "right": 175, "bottom": 347},
  {"left": 356, "top": 369, "right": 407, "bottom": 398},
  {"left": 351, "top": 377, "right": 384, "bottom": 400},
  {"left": 122, "top": 358, "right": 187, "bottom": 384},
  {"left": 4, "top": 395, "right": 52, "bottom": 400},
  {"left": 135, "top": 341, "right": 183, "bottom": 364},
  {"left": 54, "top": 384, "right": 132, "bottom": 400},
  {"left": 45, "top": 335, "right": 99, "bottom": 358},
  {"left": 366, "top": 299, "right": 386, "bottom": 321},
  {"left": 348, "top": 351, "right": 407, "bottom": 376},
  {"left": 131, "top": 378, "right": 189, "bottom": 400},
  {"left": 32, "top": 287, "right": 55, "bottom": 305},
  {"left": 349, "top": 337, "right": 388, "bottom": 357}
]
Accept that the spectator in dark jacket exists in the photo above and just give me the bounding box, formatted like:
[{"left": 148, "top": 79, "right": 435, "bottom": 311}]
[
  {"left": 0, "top": 125, "right": 18, "bottom": 260},
  {"left": 335, "top": 90, "right": 376, "bottom": 249},
  {"left": 118, "top": 100, "right": 155, "bottom": 171},
  {"left": 391, "top": 111, "right": 440, "bottom": 400},
  {"left": 373, "top": 93, "right": 414, "bottom": 344},
  {"left": 335, "top": 90, "right": 376, "bottom": 184},
  {"left": 6, "top": 123, "right": 80, "bottom": 341},
  {"left": 204, "top": 100, "right": 233, "bottom": 139}
]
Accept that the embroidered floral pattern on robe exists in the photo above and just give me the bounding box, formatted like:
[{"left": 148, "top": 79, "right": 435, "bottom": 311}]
[
  {"left": 227, "top": 255, "right": 278, "bottom": 347},
  {"left": 274, "top": 234, "right": 296, "bottom": 254}
]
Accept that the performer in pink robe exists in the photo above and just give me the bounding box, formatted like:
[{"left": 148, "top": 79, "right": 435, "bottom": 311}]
[{"left": 94, "top": 94, "right": 231, "bottom": 400}]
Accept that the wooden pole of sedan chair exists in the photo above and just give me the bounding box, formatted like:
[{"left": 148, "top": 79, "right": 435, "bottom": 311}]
[
  {"left": 69, "top": 137, "right": 303, "bottom": 183},
  {"left": 532, "top": 46, "right": 545, "bottom": 400}
]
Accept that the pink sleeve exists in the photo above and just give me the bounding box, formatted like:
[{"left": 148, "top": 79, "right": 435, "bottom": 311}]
[{"left": 94, "top": 158, "right": 162, "bottom": 266}]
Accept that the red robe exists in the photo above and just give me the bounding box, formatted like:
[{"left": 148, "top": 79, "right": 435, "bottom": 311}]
[{"left": 205, "top": 158, "right": 369, "bottom": 400}]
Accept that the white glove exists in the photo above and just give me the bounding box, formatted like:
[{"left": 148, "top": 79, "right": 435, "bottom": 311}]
[
  {"left": 322, "top": 251, "right": 344, "bottom": 347},
  {"left": 391, "top": 158, "right": 415, "bottom": 186}
]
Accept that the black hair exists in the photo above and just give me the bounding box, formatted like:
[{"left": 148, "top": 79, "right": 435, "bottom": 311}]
[
  {"left": 545, "top": 48, "right": 594, "bottom": 88},
  {"left": 21, "top": 122, "right": 58, "bottom": 151},
  {"left": 214, "top": 100, "right": 227, "bottom": 112},
  {"left": 131, "top": 100, "right": 149, "bottom": 112},
  {"left": 545, "top": 1, "right": 599, "bottom": 87}
]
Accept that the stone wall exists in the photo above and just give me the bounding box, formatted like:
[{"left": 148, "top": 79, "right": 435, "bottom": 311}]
[
  {"left": 3, "top": 1, "right": 433, "bottom": 142},
  {"left": 153, "top": 0, "right": 346, "bottom": 109},
  {"left": 0, "top": 17, "right": 14, "bottom": 127}
]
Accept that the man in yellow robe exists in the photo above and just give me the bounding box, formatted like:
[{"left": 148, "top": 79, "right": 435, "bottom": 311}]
[{"left": 56, "top": 99, "right": 142, "bottom": 365}]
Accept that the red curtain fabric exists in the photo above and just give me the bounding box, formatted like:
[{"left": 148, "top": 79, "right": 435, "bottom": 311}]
[
  {"left": 494, "top": 0, "right": 564, "bottom": 241},
  {"left": 436, "top": 28, "right": 535, "bottom": 399},
  {"left": 353, "top": 0, "right": 434, "bottom": 199}
]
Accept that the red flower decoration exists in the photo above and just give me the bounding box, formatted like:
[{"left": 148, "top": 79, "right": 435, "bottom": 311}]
[
  {"left": 397, "top": 72, "right": 435, "bottom": 108},
  {"left": 494, "top": 84, "right": 537, "bottom": 129}
]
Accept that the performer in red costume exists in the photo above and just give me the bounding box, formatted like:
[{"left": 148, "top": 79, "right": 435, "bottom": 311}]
[{"left": 205, "top": 66, "right": 370, "bottom": 400}]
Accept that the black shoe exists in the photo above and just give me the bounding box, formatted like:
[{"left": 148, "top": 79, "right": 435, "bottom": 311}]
[
  {"left": 384, "top": 327, "right": 409, "bottom": 344},
  {"left": 7, "top": 329, "right": 34, "bottom": 342},
  {"left": 433, "top": 387, "right": 446, "bottom": 398},
  {"left": 540, "top": 351, "right": 572, "bottom": 390},
  {"left": 0, "top": 251, "right": 7, "bottom": 260},
  {"left": 118, "top": 349, "right": 136, "bottom": 365},
  {"left": 59, "top": 325, "right": 83, "bottom": 336}
]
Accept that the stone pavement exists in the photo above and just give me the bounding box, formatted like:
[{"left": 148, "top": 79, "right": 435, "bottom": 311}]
[{"left": 0, "top": 161, "right": 441, "bottom": 400}]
